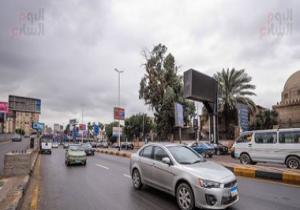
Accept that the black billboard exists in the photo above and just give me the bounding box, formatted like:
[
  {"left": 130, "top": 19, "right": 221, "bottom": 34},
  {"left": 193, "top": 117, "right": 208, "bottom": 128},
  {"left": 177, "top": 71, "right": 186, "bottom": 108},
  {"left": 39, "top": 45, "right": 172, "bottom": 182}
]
[{"left": 184, "top": 69, "right": 217, "bottom": 103}]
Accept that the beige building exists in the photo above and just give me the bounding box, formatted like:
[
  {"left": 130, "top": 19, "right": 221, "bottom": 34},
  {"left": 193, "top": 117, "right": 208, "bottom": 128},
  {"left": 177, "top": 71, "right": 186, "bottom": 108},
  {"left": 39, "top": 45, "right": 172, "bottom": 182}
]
[
  {"left": 14, "top": 112, "right": 40, "bottom": 135},
  {"left": 273, "top": 70, "right": 300, "bottom": 128}
]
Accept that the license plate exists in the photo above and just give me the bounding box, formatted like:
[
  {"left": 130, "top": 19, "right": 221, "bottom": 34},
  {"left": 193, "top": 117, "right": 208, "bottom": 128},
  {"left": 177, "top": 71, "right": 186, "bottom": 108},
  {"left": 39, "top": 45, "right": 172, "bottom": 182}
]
[{"left": 230, "top": 186, "right": 238, "bottom": 197}]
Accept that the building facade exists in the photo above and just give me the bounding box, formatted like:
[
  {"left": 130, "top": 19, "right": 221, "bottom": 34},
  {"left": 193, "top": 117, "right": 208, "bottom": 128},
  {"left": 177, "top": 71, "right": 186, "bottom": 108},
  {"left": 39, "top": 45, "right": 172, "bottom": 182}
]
[{"left": 273, "top": 70, "right": 300, "bottom": 128}]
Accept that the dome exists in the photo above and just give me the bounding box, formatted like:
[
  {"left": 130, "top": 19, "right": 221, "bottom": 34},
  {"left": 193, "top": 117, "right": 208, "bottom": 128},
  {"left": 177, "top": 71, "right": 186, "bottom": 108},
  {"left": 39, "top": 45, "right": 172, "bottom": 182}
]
[
  {"left": 282, "top": 70, "right": 300, "bottom": 102},
  {"left": 284, "top": 70, "right": 300, "bottom": 91}
]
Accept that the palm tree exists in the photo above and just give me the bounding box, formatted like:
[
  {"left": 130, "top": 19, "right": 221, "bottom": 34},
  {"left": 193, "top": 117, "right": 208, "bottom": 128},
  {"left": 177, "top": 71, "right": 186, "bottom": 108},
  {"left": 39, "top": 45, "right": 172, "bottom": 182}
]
[{"left": 214, "top": 68, "right": 256, "bottom": 136}]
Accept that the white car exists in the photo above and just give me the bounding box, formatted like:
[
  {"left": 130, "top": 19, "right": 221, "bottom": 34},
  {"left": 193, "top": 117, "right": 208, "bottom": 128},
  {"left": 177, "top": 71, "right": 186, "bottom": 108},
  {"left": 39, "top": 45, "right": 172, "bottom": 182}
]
[
  {"left": 52, "top": 142, "right": 59, "bottom": 148},
  {"left": 232, "top": 128, "right": 300, "bottom": 169},
  {"left": 40, "top": 135, "right": 53, "bottom": 154}
]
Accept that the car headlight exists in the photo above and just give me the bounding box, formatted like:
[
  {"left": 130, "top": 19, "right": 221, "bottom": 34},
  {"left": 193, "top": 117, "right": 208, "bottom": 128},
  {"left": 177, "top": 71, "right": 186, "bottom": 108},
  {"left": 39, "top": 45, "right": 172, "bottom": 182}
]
[{"left": 198, "top": 179, "right": 221, "bottom": 188}]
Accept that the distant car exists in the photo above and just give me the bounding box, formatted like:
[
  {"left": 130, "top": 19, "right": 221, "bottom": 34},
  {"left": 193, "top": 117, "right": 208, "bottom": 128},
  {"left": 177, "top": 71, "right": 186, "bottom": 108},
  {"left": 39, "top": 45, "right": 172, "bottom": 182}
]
[
  {"left": 121, "top": 142, "right": 134, "bottom": 150},
  {"left": 63, "top": 142, "right": 69, "bottom": 149},
  {"left": 40, "top": 136, "right": 52, "bottom": 154},
  {"left": 90, "top": 142, "right": 97, "bottom": 148},
  {"left": 65, "top": 144, "right": 87, "bottom": 166},
  {"left": 11, "top": 134, "right": 22, "bottom": 142},
  {"left": 82, "top": 143, "right": 95, "bottom": 156},
  {"left": 52, "top": 142, "right": 59, "bottom": 148},
  {"left": 112, "top": 143, "right": 120, "bottom": 149},
  {"left": 189, "top": 142, "right": 214, "bottom": 158},
  {"left": 96, "top": 141, "right": 108, "bottom": 148},
  {"left": 212, "top": 143, "right": 229, "bottom": 155}
]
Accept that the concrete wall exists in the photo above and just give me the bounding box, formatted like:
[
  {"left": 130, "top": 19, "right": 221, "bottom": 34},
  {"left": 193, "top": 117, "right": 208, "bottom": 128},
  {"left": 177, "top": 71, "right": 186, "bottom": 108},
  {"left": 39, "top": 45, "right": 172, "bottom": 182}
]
[{"left": 3, "top": 149, "right": 38, "bottom": 177}]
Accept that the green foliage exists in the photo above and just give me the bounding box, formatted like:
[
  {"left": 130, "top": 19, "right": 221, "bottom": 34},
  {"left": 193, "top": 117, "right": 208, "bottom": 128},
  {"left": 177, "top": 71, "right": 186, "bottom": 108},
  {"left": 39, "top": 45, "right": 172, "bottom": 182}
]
[
  {"left": 139, "top": 44, "right": 195, "bottom": 139},
  {"left": 250, "top": 110, "right": 278, "bottom": 130},
  {"left": 214, "top": 68, "right": 256, "bottom": 137},
  {"left": 64, "top": 124, "right": 70, "bottom": 135},
  {"left": 124, "top": 113, "right": 153, "bottom": 141}
]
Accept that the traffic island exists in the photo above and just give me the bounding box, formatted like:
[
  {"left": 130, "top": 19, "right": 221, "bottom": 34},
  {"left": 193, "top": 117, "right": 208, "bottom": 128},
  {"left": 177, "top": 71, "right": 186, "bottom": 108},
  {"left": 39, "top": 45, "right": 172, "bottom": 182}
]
[{"left": 96, "top": 148, "right": 300, "bottom": 185}]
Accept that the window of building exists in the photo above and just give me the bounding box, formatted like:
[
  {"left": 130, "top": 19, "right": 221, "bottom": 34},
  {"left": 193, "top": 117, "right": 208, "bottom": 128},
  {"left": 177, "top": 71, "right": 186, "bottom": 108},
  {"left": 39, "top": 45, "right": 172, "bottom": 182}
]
[
  {"left": 279, "top": 131, "right": 300, "bottom": 144},
  {"left": 284, "top": 93, "right": 288, "bottom": 99},
  {"left": 298, "top": 90, "right": 300, "bottom": 95},
  {"left": 255, "top": 132, "right": 277, "bottom": 144}
]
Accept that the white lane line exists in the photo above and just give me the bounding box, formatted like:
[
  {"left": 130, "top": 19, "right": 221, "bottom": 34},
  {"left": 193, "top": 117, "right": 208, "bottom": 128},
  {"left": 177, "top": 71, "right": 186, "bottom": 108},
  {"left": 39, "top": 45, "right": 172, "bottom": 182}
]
[
  {"left": 95, "top": 164, "right": 109, "bottom": 170},
  {"left": 123, "top": 174, "right": 131, "bottom": 179}
]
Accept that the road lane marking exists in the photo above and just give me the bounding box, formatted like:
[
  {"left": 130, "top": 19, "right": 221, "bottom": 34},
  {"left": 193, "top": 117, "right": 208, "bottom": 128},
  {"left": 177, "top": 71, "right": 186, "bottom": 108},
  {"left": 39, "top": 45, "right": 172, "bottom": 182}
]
[
  {"left": 95, "top": 164, "right": 109, "bottom": 170},
  {"left": 0, "top": 140, "right": 10, "bottom": 145},
  {"left": 123, "top": 174, "right": 131, "bottom": 179}
]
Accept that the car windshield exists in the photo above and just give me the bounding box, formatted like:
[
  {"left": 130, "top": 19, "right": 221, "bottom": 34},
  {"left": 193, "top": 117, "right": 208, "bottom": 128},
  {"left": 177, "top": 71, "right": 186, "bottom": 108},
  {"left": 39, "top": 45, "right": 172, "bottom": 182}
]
[
  {"left": 69, "top": 145, "right": 83, "bottom": 151},
  {"left": 167, "top": 146, "right": 204, "bottom": 164}
]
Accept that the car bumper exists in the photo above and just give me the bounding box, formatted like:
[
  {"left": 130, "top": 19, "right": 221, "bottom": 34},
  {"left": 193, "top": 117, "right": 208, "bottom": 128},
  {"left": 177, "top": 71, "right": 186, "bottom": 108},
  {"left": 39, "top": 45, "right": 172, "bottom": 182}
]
[
  {"left": 67, "top": 157, "right": 87, "bottom": 164},
  {"left": 193, "top": 185, "right": 239, "bottom": 209}
]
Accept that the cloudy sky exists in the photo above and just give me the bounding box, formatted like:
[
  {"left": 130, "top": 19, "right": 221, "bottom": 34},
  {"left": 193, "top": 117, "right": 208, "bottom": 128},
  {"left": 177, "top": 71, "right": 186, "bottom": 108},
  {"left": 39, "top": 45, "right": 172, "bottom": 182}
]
[{"left": 0, "top": 0, "right": 299, "bottom": 127}]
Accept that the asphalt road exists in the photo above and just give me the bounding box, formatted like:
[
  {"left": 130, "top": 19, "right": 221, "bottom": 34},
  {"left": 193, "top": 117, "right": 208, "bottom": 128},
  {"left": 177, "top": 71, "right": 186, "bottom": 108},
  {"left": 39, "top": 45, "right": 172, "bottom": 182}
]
[
  {"left": 0, "top": 137, "right": 30, "bottom": 176},
  {"left": 39, "top": 148, "right": 300, "bottom": 210}
]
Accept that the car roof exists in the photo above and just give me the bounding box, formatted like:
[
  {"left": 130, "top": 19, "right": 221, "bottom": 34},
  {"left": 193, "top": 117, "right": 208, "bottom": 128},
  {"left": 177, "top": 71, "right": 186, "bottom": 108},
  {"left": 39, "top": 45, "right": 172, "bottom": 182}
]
[{"left": 145, "top": 142, "right": 182, "bottom": 148}]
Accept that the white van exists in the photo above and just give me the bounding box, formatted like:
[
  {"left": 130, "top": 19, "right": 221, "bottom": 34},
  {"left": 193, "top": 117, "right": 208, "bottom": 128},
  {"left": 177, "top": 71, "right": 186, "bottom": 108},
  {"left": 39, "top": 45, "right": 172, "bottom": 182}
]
[
  {"left": 40, "top": 135, "right": 53, "bottom": 154},
  {"left": 232, "top": 128, "right": 300, "bottom": 169}
]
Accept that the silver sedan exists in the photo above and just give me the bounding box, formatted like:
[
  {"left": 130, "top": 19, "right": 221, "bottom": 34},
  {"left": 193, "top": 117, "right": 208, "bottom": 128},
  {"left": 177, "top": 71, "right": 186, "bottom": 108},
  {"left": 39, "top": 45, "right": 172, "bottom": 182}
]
[{"left": 129, "top": 143, "right": 239, "bottom": 210}]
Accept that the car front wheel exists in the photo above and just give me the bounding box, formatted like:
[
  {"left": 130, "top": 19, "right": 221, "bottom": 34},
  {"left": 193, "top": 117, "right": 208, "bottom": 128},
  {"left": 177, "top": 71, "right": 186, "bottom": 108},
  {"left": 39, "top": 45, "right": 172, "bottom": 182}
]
[
  {"left": 176, "top": 183, "right": 195, "bottom": 210},
  {"left": 286, "top": 156, "right": 300, "bottom": 169},
  {"left": 132, "top": 169, "right": 142, "bottom": 190},
  {"left": 240, "top": 153, "right": 251, "bottom": 165}
]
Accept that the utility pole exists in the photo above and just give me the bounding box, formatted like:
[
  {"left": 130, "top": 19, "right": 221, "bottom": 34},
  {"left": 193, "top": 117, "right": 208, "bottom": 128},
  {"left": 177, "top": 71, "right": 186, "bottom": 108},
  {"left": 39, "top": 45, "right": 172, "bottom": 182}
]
[
  {"left": 196, "top": 102, "right": 199, "bottom": 143},
  {"left": 114, "top": 68, "right": 124, "bottom": 151},
  {"left": 81, "top": 105, "right": 84, "bottom": 144}
]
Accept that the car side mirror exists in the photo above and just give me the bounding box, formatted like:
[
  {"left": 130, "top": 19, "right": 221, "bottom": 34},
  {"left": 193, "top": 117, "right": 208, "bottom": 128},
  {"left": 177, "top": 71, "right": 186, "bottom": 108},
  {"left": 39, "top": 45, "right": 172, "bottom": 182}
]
[{"left": 162, "top": 157, "right": 171, "bottom": 165}]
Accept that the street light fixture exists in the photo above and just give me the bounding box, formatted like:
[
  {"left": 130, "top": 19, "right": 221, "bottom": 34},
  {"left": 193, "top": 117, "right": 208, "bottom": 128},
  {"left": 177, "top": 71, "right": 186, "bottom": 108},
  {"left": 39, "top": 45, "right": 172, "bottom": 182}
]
[{"left": 114, "top": 68, "right": 124, "bottom": 151}]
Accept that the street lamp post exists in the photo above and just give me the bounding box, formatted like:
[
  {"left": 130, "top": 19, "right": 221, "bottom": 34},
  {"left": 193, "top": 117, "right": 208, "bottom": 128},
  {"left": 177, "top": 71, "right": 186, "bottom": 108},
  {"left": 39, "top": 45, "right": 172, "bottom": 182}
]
[{"left": 114, "top": 68, "right": 124, "bottom": 151}]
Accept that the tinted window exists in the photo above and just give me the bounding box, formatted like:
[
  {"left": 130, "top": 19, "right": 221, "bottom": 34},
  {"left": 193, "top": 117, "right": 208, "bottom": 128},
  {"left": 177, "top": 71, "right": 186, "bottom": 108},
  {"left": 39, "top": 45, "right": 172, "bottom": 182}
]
[
  {"left": 140, "top": 146, "right": 153, "bottom": 158},
  {"left": 279, "top": 131, "right": 300, "bottom": 144},
  {"left": 153, "top": 146, "right": 169, "bottom": 162},
  {"left": 255, "top": 132, "right": 277, "bottom": 144},
  {"left": 168, "top": 146, "right": 204, "bottom": 164},
  {"left": 237, "top": 133, "right": 253, "bottom": 143}
]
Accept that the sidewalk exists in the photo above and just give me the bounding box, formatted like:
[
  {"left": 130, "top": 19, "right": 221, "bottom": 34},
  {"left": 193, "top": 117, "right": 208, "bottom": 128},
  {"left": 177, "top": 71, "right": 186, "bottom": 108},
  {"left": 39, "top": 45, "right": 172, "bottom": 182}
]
[{"left": 96, "top": 148, "right": 300, "bottom": 185}]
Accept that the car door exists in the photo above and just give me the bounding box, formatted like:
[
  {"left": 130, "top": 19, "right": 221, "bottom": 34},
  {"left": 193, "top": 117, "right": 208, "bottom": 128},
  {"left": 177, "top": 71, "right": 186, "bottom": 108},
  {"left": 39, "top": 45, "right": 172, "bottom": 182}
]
[
  {"left": 251, "top": 132, "right": 277, "bottom": 162},
  {"left": 235, "top": 132, "right": 254, "bottom": 158},
  {"left": 138, "top": 145, "right": 155, "bottom": 184},
  {"left": 151, "top": 146, "right": 175, "bottom": 192}
]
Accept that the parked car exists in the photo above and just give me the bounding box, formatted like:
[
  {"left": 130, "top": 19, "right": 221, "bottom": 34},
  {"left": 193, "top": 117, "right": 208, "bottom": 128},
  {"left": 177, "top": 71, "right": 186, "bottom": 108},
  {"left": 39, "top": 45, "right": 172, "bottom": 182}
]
[
  {"left": 232, "top": 128, "right": 300, "bottom": 169},
  {"left": 90, "top": 142, "right": 97, "bottom": 148},
  {"left": 130, "top": 143, "right": 239, "bottom": 210},
  {"left": 11, "top": 134, "right": 22, "bottom": 142},
  {"left": 111, "top": 143, "right": 120, "bottom": 149},
  {"left": 40, "top": 135, "right": 53, "bottom": 154},
  {"left": 82, "top": 143, "right": 95, "bottom": 156},
  {"left": 52, "top": 142, "right": 59, "bottom": 148},
  {"left": 65, "top": 144, "right": 87, "bottom": 166},
  {"left": 212, "top": 143, "right": 229, "bottom": 155},
  {"left": 121, "top": 142, "right": 134, "bottom": 150},
  {"left": 189, "top": 142, "right": 214, "bottom": 158},
  {"left": 97, "top": 141, "right": 108, "bottom": 148}
]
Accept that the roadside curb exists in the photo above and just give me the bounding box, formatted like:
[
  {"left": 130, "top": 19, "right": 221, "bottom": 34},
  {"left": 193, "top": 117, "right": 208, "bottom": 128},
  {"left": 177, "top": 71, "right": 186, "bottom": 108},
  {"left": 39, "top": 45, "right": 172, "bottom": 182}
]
[{"left": 96, "top": 149, "right": 300, "bottom": 185}]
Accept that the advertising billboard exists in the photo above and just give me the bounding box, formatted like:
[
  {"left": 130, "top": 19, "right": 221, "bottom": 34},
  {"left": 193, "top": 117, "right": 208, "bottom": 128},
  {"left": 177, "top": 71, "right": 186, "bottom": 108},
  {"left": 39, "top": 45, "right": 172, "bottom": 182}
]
[
  {"left": 174, "top": 103, "right": 184, "bottom": 127},
  {"left": 184, "top": 69, "right": 217, "bottom": 103},
  {"left": 112, "top": 127, "right": 123, "bottom": 136},
  {"left": 32, "top": 122, "right": 45, "bottom": 131},
  {"left": 69, "top": 119, "right": 78, "bottom": 125},
  {"left": 0, "top": 102, "right": 8, "bottom": 113},
  {"left": 114, "top": 107, "right": 125, "bottom": 120},
  {"left": 237, "top": 103, "right": 249, "bottom": 132},
  {"left": 79, "top": 124, "right": 86, "bottom": 131},
  {"left": 8, "top": 95, "right": 41, "bottom": 113}
]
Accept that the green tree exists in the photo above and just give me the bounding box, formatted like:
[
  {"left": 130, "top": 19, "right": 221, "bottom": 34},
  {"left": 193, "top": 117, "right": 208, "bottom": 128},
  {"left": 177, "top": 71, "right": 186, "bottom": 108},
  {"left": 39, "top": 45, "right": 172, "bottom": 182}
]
[
  {"left": 251, "top": 110, "right": 278, "bottom": 130},
  {"left": 64, "top": 124, "right": 70, "bottom": 135},
  {"left": 214, "top": 68, "right": 256, "bottom": 136},
  {"left": 124, "top": 113, "right": 153, "bottom": 141},
  {"left": 139, "top": 44, "right": 195, "bottom": 140}
]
